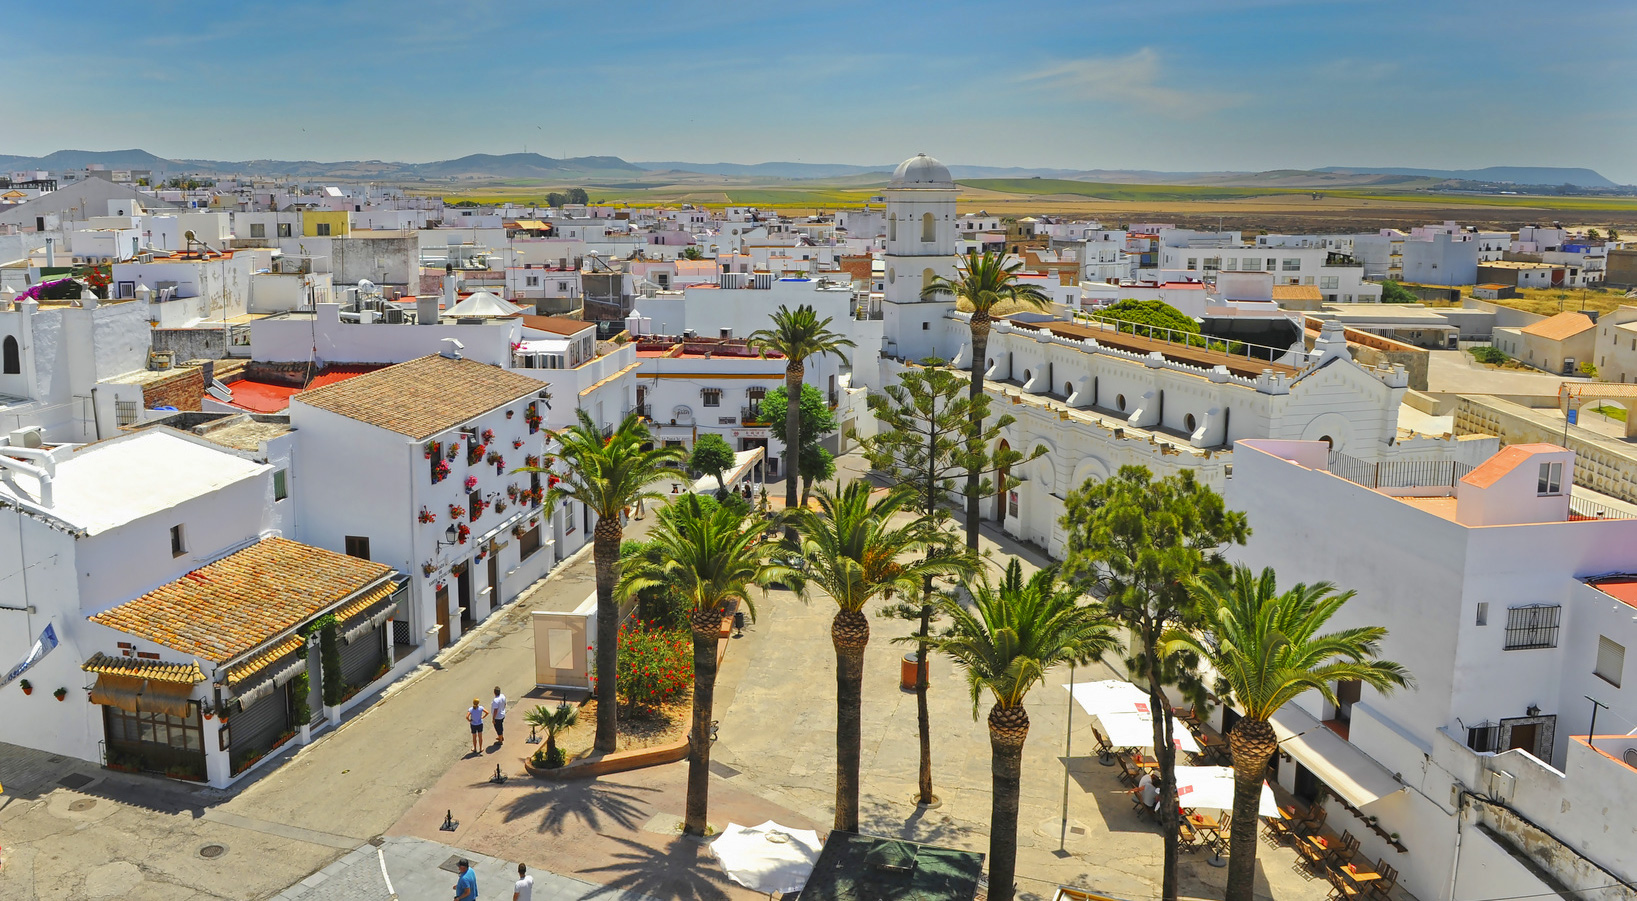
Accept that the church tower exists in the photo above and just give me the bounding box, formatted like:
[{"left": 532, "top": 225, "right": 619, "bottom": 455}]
[{"left": 882, "top": 153, "right": 958, "bottom": 362}]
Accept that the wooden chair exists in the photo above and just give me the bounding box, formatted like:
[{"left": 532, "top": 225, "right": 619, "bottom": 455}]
[
  {"left": 1116, "top": 755, "right": 1140, "bottom": 788},
  {"left": 1178, "top": 818, "right": 1201, "bottom": 851},
  {"left": 1368, "top": 862, "right": 1398, "bottom": 901},
  {"left": 1328, "top": 831, "right": 1361, "bottom": 867},
  {"left": 1296, "top": 805, "right": 1328, "bottom": 836},
  {"left": 1325, "top": 869, "right": 1364, "bottom": 901},
  {"left": 1294, "top": 834, "right": 1331, "bottom": 875},
  {"left": 1092, "top": 727, "right": 1115, "bottom": 764}
]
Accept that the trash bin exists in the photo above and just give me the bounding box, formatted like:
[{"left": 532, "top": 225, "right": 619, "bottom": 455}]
[{"left": 900, "top": 652, "right": 924, "bottom": 692}]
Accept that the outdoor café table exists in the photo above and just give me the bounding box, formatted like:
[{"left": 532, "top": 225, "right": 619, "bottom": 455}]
[
  {"left": 1342, "top": 863, "right": 1381, "bottom": 884},
  {"left": 1187, "top": 813, "right": 1223, "bottom": 843}
]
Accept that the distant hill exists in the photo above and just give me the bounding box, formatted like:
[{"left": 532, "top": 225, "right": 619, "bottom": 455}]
[
  {"left": 1315, "top": 165, "right": 1615, "bottom": 188},
  {"left": 0, "top": 149, "right": 645, "bottom": 182}
]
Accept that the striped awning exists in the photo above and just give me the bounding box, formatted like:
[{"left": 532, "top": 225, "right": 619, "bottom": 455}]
[
  {"left": 81, "top": 652, "right": 204, "bottom": 685},
  {"left": 87, "top": 673, "right": 197, "bottom": 718},
  {"left": 334, "top": 581, "right": 398, "bottom": 623},
  {"left": 225, "top": 634, "right": 305, "bottom": 689}
]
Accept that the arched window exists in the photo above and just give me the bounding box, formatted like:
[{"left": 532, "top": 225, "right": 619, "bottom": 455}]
[
  {"left": 921, "top": 212, "right": 935, "bottom": 243},
  {"left": 1185, "top": 413, "right": 1197, "bottom": 432},
  {"left": 1116, "top": 394, "right": 1127, "bottom": 412},
  {"left": 888, "top": 214, "right": 897, "bottom": 242},
  {"left": 1, "top": 335, "right": 17, "bottom": 375},
  {"left": 922, "top": 268, "right": 937, "bottom": 295}
]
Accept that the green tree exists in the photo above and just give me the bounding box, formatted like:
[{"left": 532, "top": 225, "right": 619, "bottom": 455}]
[
  {"left": 688, "top": 433, "right": 736, "bottom": 496},
  {"left": 853, "top": 357, "right": 1031, "bottom": 803},
  {"left": 317, "top": 618, "right": 344, "bottom": 707},
  {"left": 523, "top": 703, "right": 579, "bottom": 767},
  {"left": 680, "top": 245, "right": 705, "bottom": 260},
  {"left": 761, "top": 383, "right": 840, "bottom": 505},
  {"left": 545, "top": 192, "right": 567, "bottom": 208},
  {"left": 618, "top": 494, "right": 786, "bottom": 835},
  {"left": 922, "top": 251, "right": 1050, "bottom": 549},
  {"left": 923, "top": 560, "right": 1117, "bottom": 901},
  {"left": 519, "top": 409, "right": 685, "bottom": 752},
  {"left": 1060, "top": 467, "right": 1249, "bottom": 901},
  {"left": 787, "top": 481, "right": 969, "bottom": 832},
  {"left": 747, "top": 308, "right": 853, "bottom": 528},
  {"left": 1380, "top": 279, "right": 1420, "bottom": 304},
  {"left": 1163, "top": 566, "right": 1410, "bottom": 901},
  {"left": 565, "top": 187, "right": 590, "bottom": 205}
]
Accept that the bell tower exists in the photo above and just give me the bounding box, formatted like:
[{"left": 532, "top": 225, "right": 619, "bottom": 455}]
[{"left": 882, "top": 153, "right": 958, "bottom": 362}]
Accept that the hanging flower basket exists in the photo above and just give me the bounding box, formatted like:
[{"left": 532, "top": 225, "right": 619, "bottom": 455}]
[
  {"left": 53, "top": 687, "right": 68, "bottom": 702},
  {"left": 464, "top": 475, "right": 479, "bottom": 491},
  {"left": 423, "top": 443, "right": 434, "bottom": 459},
  {"left": 495, "top": 499, "right": 508, "bottom": 514},
  {"left": 446, "top": 443, "right": 459, "bottom": 461},
  {"left": 506, "top": 484, "right": 520, "bottom": 500},
  {"left": 422, "top": 562, "right": 435, "bottom": 577},
  {"left": 431, "top": 457, "right": 450, "bottom": 483},
  {"left": 449, "top": 504, "right": 465, "bottom": 519},
  {"left": 486, "top": 450, "right": 502, "bottom": 465},
  {"left": 456, "top": 524, "right": 470, "bottom": 544},
  {"left": 512, "top": 438, "right": 524, "bottom": 449},
  {"left": 418, "top": 508, "right": 437, "bottom": 524},
  {"left": 523, "top": 454, "right": 541, "bottom": 469},
  {"left": 506, "top": 409, "right": 515, "bottom": 419},
  {"left": 525, "top": 404, "right": 542, "bottom": 434},
  {"left": 468, "top": 443, "right": 487, "bottom": 466},
  {"left": 481, "top": 429, "right": 496, "bottom": 445}
]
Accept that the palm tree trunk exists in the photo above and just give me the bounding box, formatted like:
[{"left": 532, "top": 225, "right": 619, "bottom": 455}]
[
  {"left": 916, "top": 601, "right": 933, "bottom": 806},
  {"left": 1225, "top": 718, "right": 1278, "bottom": 901},
  {"left": 964, "top": 315, "right": 991, "bottom": 551},
  {"left": 592, "top": 515, "right": 624, "bottom": 753},
  {"left": 832, "top": 608, "right": 869, "bottom": 832},
  {"left": 783, "top": 362, "right": 804, "bottom": 539},
  {"left": 1143, "top": 635, "right": 1181, "bottom": 901},
  {"left": 684, "top": 608, "right": 721, "bottom": 837},
  {"left": 986, "top": 703, "right": 1030, "bottom": 901}
]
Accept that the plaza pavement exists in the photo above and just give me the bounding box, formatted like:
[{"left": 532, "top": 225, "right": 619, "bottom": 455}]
[{"left": 0, "top": 460, "right": 1338, "bottom": 901}]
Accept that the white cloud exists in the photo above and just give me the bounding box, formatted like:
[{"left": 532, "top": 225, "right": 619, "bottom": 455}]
[{"left": 1017, "top": 48, "right": 1245, "bottom": 117}]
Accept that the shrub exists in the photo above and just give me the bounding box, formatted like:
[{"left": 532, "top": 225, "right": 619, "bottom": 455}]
[
  {"left": 1380, "top": 280, "right": 1420, "bottom": 304},
  {"left": 1470, "top": 346, "right": 1507, "bottom": 365},
  {"left": 592, "top": 620, "right": 692, "bottom": 713}
]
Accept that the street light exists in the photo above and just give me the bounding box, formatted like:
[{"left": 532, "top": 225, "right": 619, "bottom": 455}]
[{"left": 436, "top": 524, "right": 459, "bottom": 550}]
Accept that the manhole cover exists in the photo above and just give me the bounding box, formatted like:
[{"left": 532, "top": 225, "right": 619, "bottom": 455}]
[
  {"left": 708, "top": 761, "right": 740, "bottom": 779},
  {"left": 58, "top": 774, "right": 93, "bottom": 790},
  {"left": 198, "top": 844, "right": 227, "bottom": 860},
  {"left": 439, "top": 855, "right": 467, "bottom": 874},
  {"left": 68, "top": 799, "right": 97, "bottom": 812}
]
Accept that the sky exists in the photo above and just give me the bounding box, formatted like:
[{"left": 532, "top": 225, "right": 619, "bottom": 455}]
[{"left": 5, "top": 0, "right": 1635, "bottom": 183}]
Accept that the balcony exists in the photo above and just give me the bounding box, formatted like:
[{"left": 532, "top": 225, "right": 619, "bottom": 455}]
[
  {"left": 741, "top": 405, "right": 768, "bottom": 426},
  {"left": 634, "top": 403, "right": 652, "bottom": 420}
]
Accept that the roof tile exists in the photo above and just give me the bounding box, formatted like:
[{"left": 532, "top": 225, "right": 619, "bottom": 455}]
[{"left": 292, "top": 354, "right": 544, "bottom": 440}]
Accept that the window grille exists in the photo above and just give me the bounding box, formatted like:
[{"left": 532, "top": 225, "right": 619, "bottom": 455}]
[
  {"left": 1504, "top": 604, "right": 1560, "bottom": 650},
  {"left": 1466, "top": 721, "right": 1500, "bottom": 753}
]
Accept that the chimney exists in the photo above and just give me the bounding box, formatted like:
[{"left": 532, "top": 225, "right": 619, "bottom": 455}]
[{"left": 44, "top": 237, "right": 54, "bottom": 268}]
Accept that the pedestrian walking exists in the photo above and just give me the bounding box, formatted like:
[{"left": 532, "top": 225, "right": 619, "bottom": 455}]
[
  {"left": 466, "top": 699, "right": 488, "bottom": 753},
  {"left": 491, "top": 687, "right": 508, "bottom": 745},
  {"left": 513, "top": 863, "right": 534, "bottom": 901},
  {"left": 453, "top": 859, "right": 477, "bottom": 901}
]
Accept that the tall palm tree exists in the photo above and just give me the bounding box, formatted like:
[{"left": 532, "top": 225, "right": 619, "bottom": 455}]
[
  {"left": 922, "top": 251, "right": 1050, "bottom": 549},
  {"left": 523, "top": 409, "right": 684, "bottom": 752},
  {"left": 924, "top": 559, "right": 1116, "bottom": 901},
  {"left": 1163, "top": 566, "right": 1411, "bottom": 901},
  {"left": 618, "top": 494, "right": 788, "bottom": 836},
  {"left": 787, "top": 480, "right": 973, "bottom": 832},
  {"left": 747, "top": 305, "right": 854, "bottom": 527}
]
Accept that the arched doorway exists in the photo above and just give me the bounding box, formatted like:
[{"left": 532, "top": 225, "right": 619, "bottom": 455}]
[{"left": 995, "top": 438, "right": 1011, "bottom": 524}]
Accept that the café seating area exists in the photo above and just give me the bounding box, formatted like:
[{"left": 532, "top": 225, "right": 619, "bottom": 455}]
[{"left": 1267, "top": 805, "right": 1400, "bottom": 901}]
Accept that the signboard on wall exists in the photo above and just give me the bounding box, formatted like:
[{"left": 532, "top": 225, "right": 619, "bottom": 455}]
[{"left": 733, "top": 429, "right": 770, "bottom": 440}]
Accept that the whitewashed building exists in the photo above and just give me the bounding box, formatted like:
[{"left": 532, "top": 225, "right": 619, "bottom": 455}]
[{"left": 1225, "top": 438, "right": 1637, "bottom": 901}]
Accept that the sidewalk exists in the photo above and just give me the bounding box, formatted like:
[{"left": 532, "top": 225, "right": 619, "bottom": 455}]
[{"left": 273, "top": 836, "right": 633, "bottom": 901}]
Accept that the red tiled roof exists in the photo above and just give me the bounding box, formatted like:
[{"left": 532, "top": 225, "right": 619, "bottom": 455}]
[
  {"left": 224, "top": 367, "right": 381, "bottom": 414},
  {"left": 1590, "top": 577, "right": 1637, "bottom": 610},
  {"left": 1461, "top": 443, "right": 1563, "bottom": 489},
  {"left": 88, "top": 537, "right": 393, "bottom": 664}
]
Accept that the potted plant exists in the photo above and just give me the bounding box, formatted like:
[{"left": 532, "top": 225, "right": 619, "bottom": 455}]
[
  {"left": 525, "top": 703, "right": 579, "bottom": 769},
  {"left": 422, "top": 562, "right": 436, "bottom": 577},
  {"left": 481, "top": 428, "right": 496, "bottom": 445},
  {"left": 506, "top": 409, "right": 515, "bottom": 419},
  {"left": 53, "top": 687, "right": 68, "bottom": 701},
  {"left": 464, "top": 475, "right": 479, "bottom": 492},
  {"left": 457, "top": 524, "right": 470, "bottom": 544},
  {"left": 19, "top": 679, "right": 32, "bottom": 695},
  {"left": 512, "top": 438, "right": 524, "bottom": 449},
  {"left": 419, "top": 508, "right": 437, "bottom": 524}
]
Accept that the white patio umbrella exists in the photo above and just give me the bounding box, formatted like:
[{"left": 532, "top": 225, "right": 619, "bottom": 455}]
[
  {"left": 1172, "top": 765, "right": 1278, "bottom": 816},
  {"left": 1064, "top": 679, "right": 1152, "bottom": 717},
  {"left": 710, "top": 820, "right": 823, "bottom": 896},
  {"left": 1097, "top": 710, "right": 1201, "bottom": 754}
]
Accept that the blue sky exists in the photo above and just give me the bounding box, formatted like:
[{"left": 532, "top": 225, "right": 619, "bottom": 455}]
[{"left": 6, "top": 0, "right": 1635, "bottom": 182}]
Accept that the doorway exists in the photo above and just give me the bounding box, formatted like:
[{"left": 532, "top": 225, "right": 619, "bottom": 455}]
[
  {"left": 455, "top": 563, "right": 473, "bottom": 629},
  {"left": 487, "top": 549, "right": 501, "bottom": 610},
  {"left": 435, "top": 584, "right": 451, "bottom": 649}
]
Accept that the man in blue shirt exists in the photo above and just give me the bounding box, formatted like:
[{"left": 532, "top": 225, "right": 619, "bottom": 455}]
[{"left": 454, "top": 859, "right": 478, "bottom": 901}]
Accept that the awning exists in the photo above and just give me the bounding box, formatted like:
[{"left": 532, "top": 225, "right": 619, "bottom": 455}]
[
  {"left": 1269, "top": 705, "right": 1404, "bottom": 808},
  {"left": 230, "top": 655, "right": 307, "bottom": 713},
  {"left": 226, "top": 635, "right": 306, "bottom": 689},
  {"left": 343, "top": 590, "right": 401, "bottom": 645},
  {"left": 81, "top": 652, "right": 204, "bottom": 685},
  {"left": 87, "top": 673, "right": 197, "bottom": 718}
]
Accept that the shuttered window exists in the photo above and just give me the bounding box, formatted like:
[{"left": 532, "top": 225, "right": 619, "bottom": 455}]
[{"left": 1596, "top": 636, "right": 1625, "bottom": 688}]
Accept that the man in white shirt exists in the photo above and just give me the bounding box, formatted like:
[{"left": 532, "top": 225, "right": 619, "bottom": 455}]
[
  {"left": 492, "top": 687, "right": 508, "bottom": 745},
  {"left": 513, "top": 862, "right": 534, "bottom": 901}
]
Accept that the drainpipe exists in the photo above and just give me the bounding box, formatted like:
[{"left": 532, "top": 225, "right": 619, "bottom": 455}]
[
  {"left": 1447, "top": 791, "right": 1467, "bottom": 901},
  {"left": 0, "top": 451, "right": 54, "bottom": 507}
]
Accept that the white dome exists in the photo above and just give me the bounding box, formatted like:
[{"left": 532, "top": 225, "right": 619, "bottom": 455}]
[{"left": 891, "top": 153, "right": 953, "bottom": 187}]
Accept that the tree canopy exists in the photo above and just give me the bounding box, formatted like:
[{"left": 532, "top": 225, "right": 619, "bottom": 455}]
[
  {"left": 761, "top": 383, "right": 838, "bottom": 451},
  {"left": 1380, "top": 279, "right": 1420, "bottom": 304},
  {"left": 688, "top": 433, "right": 736, "bottom": 494}
]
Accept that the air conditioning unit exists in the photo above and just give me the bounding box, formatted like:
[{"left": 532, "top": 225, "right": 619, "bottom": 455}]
[{"left": 8, "top": 426, "right": 44, "bottom": 448}]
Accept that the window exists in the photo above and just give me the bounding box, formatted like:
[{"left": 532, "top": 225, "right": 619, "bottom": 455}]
[
  {"left": 1476, "top": 602, "right": 1488, "bottom": 626},
  {"left": 1320, "top": 276, "right": 1339, "bottom": 290},
  {"left": 1537, "top": 461, "right": 1563, "bottom": 495},
  {"left": 519, "top": 524, "right": 542, "bottom": 560},
  {"left": 1596, "top": 636, "right": 1625, "bottom": 687},
  {"left": 170, "top": 525, "right": 186, "bottom": 557},
  {"left": 1202, "top": 257, "right": 1220, "bottom": 271},
  {"left": 1222, "top": 258, "right": 1237, "bottom": 270},
  {"left": 249, "top": 223, "right": 266, "bottom": 238},
  {"left": 273, "top": 470, "right": 288, "bottom": 501},
  {"left": 888, "top": 214, "right": 897, "bottom": 242},
  {"left": 2, "top": 335, "right": 19, "bottom": 374},
  {"left": 1504, "top": 604, "right": 1561, "bottom": 649},
  {"left": 344, "top": 535, "right": 371, "bottom": 560},
  {"left": 526, "top": 275, "right": 539, "bottom": 287},
  {"left": 1186, "top": 257, "right": 1198, "bottom": 271},
  {"left": 701, "top": 388, "right": 722, "bottom": 407},
  {"left": 277, "top": 223, "right": 292, "bottom": 238},
  {"left": 1265, "top": 258, "right": 1277, "bottom": 271},
  {"left": 1282, "top": 258, "right": 1301, "bottom": 271},
  {"left": 922, "top": 321, "right": 929, "bottom": 330},
  {"left": 1466, "top": 721, "right": 1501, "bottom": 753},
  {"left": 469, "top": 491, "right": 483, "bottom": 521},
  {"left": 315, "top": 223, "right": 332, "bottom": 236},
  {"left": 921, "top": 212, "right": 936, "bottom": 243}
]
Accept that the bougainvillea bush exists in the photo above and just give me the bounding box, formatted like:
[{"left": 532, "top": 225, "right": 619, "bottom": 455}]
[{"left": 591, "top": 620, "right": 691, "bottom": 714}]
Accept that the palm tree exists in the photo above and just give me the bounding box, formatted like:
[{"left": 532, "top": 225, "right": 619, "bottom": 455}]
[
  {"left": 924, "top": 559, "right": 1116, "bottom": 901},
  {"left": 522, "top": 409, "right": 684, "bottom": 753},
  {"left": 523, "top": 703, "right": 579, "bottom": 765},
  {"left": 618, "top": 494, "right": 788, "bottom": 836},
  {"left": 922, "top": 251, "right": 1050, "bottom": 549},
  {"left": 1163, "top": 566, "right": 1412, "bottom": 901},
  {"left": 786, "top": 480, "right": 974, "bottom": 832},
  {"left": 747, "top": 305, "right": 854, "bottom": 527}
]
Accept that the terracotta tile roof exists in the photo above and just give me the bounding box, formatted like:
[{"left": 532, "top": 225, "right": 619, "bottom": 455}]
[
  {"left": 335, "top": 581, "right": 399, "bottom": 622},
  {"left": 89, "top": 537, "right": 393, "bottom": 665},
  {"left": 522, "top": 315, "right": 594, "bottom": 336},
  {"left": 1461, "top": 443, "right": 1563, "bottom": 489},
  {"left": 81, "top": 652, "right": 205, "bottom": 685},
  {"left": 224, "top": 635, "right": 304, "bottom": 688},
  {"left": 292, "top": 354, "right": 544, "bottom": 440},
  {"left": 1520, "top": 312, "right": 1595, "bottom": 342},
  {"left": 1589, "top": 577, "right": 1637, "bottom": 610}
]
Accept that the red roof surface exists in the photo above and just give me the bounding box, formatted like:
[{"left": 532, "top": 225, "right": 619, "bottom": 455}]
[
  {"left": 1461, "top": 443, "right": 1564, "bottom": 489},
  {"left": 1589, "top": 577, "right": 1637, "bottom": 610},
  {"left": 224, "top": 367, "right": 382, "bottom": 414}
]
